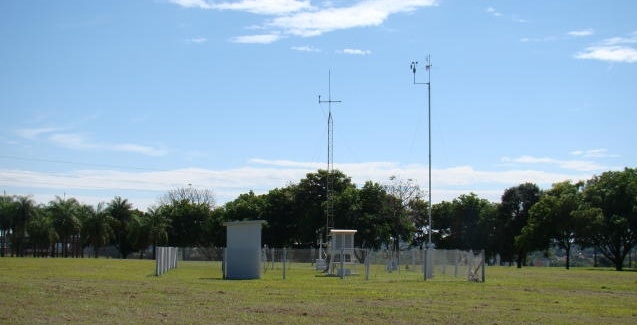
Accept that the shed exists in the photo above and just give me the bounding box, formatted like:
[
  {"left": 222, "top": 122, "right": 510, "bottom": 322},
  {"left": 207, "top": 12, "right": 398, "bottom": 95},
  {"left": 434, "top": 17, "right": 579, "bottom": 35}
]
[{"left": 223, "top": 220, "right": 266, "bottom": 280}]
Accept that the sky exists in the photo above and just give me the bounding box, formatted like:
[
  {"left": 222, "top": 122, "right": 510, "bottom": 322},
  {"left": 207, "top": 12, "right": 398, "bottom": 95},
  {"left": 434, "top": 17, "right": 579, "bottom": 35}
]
[{"left": 1, "top": 0, "right": 636, "bottom": 211}]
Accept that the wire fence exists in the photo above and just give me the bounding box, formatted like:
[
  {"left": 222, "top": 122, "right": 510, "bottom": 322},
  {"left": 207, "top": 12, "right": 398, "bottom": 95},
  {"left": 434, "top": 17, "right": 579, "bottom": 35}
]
[{"left": 179, "top": 247, "right": 485, "bottom": 282}]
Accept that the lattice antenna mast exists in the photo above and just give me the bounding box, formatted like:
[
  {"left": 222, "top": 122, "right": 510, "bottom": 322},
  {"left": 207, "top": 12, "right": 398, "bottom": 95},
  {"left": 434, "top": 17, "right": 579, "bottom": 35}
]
[
  {"left": 411, "top": 55, "right": 433, "bottom": 247},
  {"left": 318, "top": 71, "right": 341, "bottom": 242}
]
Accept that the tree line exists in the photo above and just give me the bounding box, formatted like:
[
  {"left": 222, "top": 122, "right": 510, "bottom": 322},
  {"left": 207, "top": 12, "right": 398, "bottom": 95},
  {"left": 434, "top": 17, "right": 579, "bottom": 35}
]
[{"left": 1, "top": 167, "right": 635, "bottom": 270}]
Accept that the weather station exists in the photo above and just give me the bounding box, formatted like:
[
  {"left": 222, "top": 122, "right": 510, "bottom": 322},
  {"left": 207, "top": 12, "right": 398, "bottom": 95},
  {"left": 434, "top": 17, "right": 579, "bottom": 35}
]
[{"left": 411, "top": 55, "right": 435, "bottom": 279}]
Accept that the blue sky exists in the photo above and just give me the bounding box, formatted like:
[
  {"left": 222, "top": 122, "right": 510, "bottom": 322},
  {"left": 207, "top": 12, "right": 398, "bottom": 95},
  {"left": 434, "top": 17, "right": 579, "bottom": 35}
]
[{"left": 1, "top": 0, "right": 636, "bottom": 210}]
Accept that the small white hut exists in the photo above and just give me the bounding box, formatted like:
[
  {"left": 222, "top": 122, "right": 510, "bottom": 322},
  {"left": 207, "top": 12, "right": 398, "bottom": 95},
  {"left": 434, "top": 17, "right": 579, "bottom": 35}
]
[
  {"left": 329, "top": 229, "right": 357, "bottom": 276},
  {"left": 223, "top": 220, "right": 266, "bottom": 280}
]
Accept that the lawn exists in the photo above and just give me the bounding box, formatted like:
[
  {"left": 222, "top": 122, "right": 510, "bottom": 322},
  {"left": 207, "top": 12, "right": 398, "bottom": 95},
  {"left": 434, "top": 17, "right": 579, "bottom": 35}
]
[{"left": 1, "top": 258, "right": 636, "bottom": 324}]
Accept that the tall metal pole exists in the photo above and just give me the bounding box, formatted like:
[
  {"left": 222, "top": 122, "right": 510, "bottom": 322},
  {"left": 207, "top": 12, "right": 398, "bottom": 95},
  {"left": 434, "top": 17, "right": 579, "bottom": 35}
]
[
  {"left": 410, "top": 55, "right": 432, "bottom": 246},
  {"left": 319, "top": 71, "right": 341, "bottom": 243}
]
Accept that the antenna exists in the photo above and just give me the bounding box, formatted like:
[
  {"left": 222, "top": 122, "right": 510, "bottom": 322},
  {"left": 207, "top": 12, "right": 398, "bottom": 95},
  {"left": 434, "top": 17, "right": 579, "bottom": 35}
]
[
  {"left": 411, "top": 55, "right": 433, "bottom": 279},
  {"left": 318, "top": 70, "right": 341, "bottom": 243}
]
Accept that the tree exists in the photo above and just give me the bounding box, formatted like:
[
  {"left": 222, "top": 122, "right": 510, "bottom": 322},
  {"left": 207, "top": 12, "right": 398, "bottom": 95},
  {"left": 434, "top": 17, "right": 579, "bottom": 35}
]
[
  {"left": 383, "top": 176, "right": 422, "bottom": 251},
  {"left": 161, "top": 199, "right": 210, "bottom": 249},
  {"left": 354, "top": 181, "right": 392, "bottom": 250},
  {"left": 144, "top": 207, "right": 170, "bottom": 260},
  {"left": 496, "top": 183, "right": 541, "bottom": 267},
  {"left": 82, "top": 203, "right": 114, "bottom": 258},
  {"left": 107, "top": 196, "right": 135, "bottom": 258},
  {"left": 294, "top": 170, "right": 353, "bottom": 245},
  {"left": 159, "top": 186, "right": 216, "bottom": 207},
  {"left": 434, "top": 193, "right": 495, "bottom": 251},
  {"left": 224, "top": 191, "right": 265, "bottom": 221},
  {"left": 0, "top": 195, "right": 13, "bottom": 257},
  {"left": 12, "top": 195, "right": 38, "bottom": 256},
  {"left": 575, "top": 168, "right": 637, "bottom": 271},
  {"left": 27, "top": 209, "right": 57, "bottom": 257},
  {"left": 48, "top": 196, "right": 82, "bottom": 257},
  {"left": 520, "top": 181, "right": 583, "bottom": 269},
  {"left": 261, "top": 187, "right": 298, "bottom": 247},
  {"left": 126, "top": 210, "right": 151, "bottom": 258}
]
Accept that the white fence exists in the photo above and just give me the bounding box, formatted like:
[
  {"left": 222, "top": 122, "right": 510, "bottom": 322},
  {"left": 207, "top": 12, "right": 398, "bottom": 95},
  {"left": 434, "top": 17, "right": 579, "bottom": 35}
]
[{"left": 155, "top": 247, "right": 178, "bottom": 276}]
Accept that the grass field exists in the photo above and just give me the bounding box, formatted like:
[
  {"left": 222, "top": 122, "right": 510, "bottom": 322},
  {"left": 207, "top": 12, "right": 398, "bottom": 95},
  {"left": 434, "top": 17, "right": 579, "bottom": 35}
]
[{"left": 1, "top": 258, "right": 636, "bottom": 325}]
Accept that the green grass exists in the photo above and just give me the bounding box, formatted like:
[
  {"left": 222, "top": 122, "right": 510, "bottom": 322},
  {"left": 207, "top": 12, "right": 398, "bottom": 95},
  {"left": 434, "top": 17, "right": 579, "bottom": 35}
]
[{"left": 1, "top": 258, "right": 636, "bottom": 324}]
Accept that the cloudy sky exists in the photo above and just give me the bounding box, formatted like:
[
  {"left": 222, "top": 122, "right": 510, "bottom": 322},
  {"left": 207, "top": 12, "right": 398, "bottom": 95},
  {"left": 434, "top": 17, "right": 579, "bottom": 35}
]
[{"left": 1, "top": 0, "right": 636, "bottom": 210}]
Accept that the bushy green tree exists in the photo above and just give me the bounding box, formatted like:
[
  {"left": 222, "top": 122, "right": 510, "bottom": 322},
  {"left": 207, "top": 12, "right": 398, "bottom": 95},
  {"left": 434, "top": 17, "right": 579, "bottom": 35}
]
[
  {"left": 519, "top": 181, "right": 583, "bottom": 269},
  {"left": 496, "top": 183, "right": 541, "bottom": 268},
  {"left": 574, "top": 168, "right": 637, "bottom": 271}
]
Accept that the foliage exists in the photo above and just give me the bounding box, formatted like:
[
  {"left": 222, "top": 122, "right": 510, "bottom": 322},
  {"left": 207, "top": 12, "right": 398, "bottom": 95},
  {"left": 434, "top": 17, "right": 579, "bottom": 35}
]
[
  {"left": 1, "top": 167, "right": 636, "bottom": 271},
  {"left": 434, "top": 193, "right": 495, "bottom": 251},
  {"left": 48, "top": 196, "right": 82, "bottom": 257},
  {"left": 81, "top": 203, "right": 114, "bottom": 258},
  {"left": 574, "top": 168, "right": 637, "bottom": 271},
  {"left": 520, "top": 181, "right": 583, "bottom": 269},
  {"left": 106, "top": 196, "right": 135, "bottom": 258},
  {"left": 495, "top": 183, "right": 541, "bottom": 268}
]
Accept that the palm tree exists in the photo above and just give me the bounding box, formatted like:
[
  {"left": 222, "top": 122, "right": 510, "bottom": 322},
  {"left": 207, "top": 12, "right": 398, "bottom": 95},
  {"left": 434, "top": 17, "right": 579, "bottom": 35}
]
[
  {"left": 49, "top": 196, "right": 82, "bottom": 257},
  {"left": 27, "top": 210, "right": 58, "bottom": 257},
  {"left": 146, "top": 207, "right": 169, "bottom": 260},
  {"left": 13, "top": 195, "right": 37, "bottom": 256},
  {"left": 0, "top": 195, "right": 13, "bottom": 257},
  {"left": 107, "top": 196, "right": 134, "bottom": 258},
  {"left": 82, "top": 203, "right": 114, "bottom": 258}
]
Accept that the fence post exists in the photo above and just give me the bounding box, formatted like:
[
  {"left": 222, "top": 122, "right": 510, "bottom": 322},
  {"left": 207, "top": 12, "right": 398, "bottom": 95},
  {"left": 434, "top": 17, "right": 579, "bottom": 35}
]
[
  {"left": 340, "top": 248, "right": 345, "bottom": 279},
  {"left": 365, "top": 249, "right": 370, "bottom": 280},
  {"left": 282, "top": 248, "right": 287, "bottom": 280},
  {"left": 481, "top": 250, "right": 486, "bottom": 283},
  {"left": 422, "top": 248, "right": 426, "bottom": 281},
  {"left": 155, "top": 247, "right": 161, "bottom": 276}
]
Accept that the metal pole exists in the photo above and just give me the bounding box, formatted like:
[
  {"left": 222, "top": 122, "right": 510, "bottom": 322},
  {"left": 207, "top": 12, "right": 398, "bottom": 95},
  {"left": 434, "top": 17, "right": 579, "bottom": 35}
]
[
  {"left": 427, "top": 56, "right": 432, "bottom": 247},
  {"left": 283, "top": 248, "right": 287, "bottom": 280},
  {"left": 318, "top": 71, "right": 341, "bottom": 243},
  {"left": 411, "top": 56, "right": 432, "bottom": 246}
]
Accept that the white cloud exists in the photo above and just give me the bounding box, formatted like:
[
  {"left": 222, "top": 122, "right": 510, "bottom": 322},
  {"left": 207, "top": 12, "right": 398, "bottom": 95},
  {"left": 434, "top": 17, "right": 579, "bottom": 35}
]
[
  {"left": 339, "top": 48, "right": 372, "bottom": 55},
  {"left": 15, "top": 127, "right": 63, "bottom": 140},
  {"left": 48, "top": 133, "right": 95, "bottom": 150},
  {"left": 168, "top": 0, "right": 437, "bottom": 42},
  {"left": 270, "top": 0, "right": 437, "bottom": 37},
  {"left": 575, "top": 46, "right": 637, "bottom": 63},
  {"left": 570, "top": 149, "right": 619, "bottom": 158},
  {"left": 486, "top": 6, "right": 527, "bottom": 23},
  {"left": 168, "top": 0, "right": 214, "bottom": 9},
  {"left": 575, "top": 31, "right": 637, "bottom": 63},
  {"left": 568, "top": 29, "right": 594, "bottom": 37},
  {"left": 110, "top": 143, "right": 167, "bottom": 157},
  {"left": 2, "top": 158, "right": 599, "bottom": 209},
  {"left": 231, "top": 33, "right": 282, "bottom": 44},
  {"left": 486, "top": 7, "right": 501, "bottom": 17},
  {"left": 16, "top": 127, "right": 167, "bottom": 157},
  {"left": 211, "top": 0, "right": 312, "bottom": 15},
  {"left": 169, "top": 0, "right": 311, "bottom": 14},
  {"left": 501, "top": 155, "right": 607, "bottom": 172},
  {"left": 186, "top": 37, "right": 208, "bottom": 44},
  {"left": 291, "top": 45, "right": 321, "bottom": 52}
]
